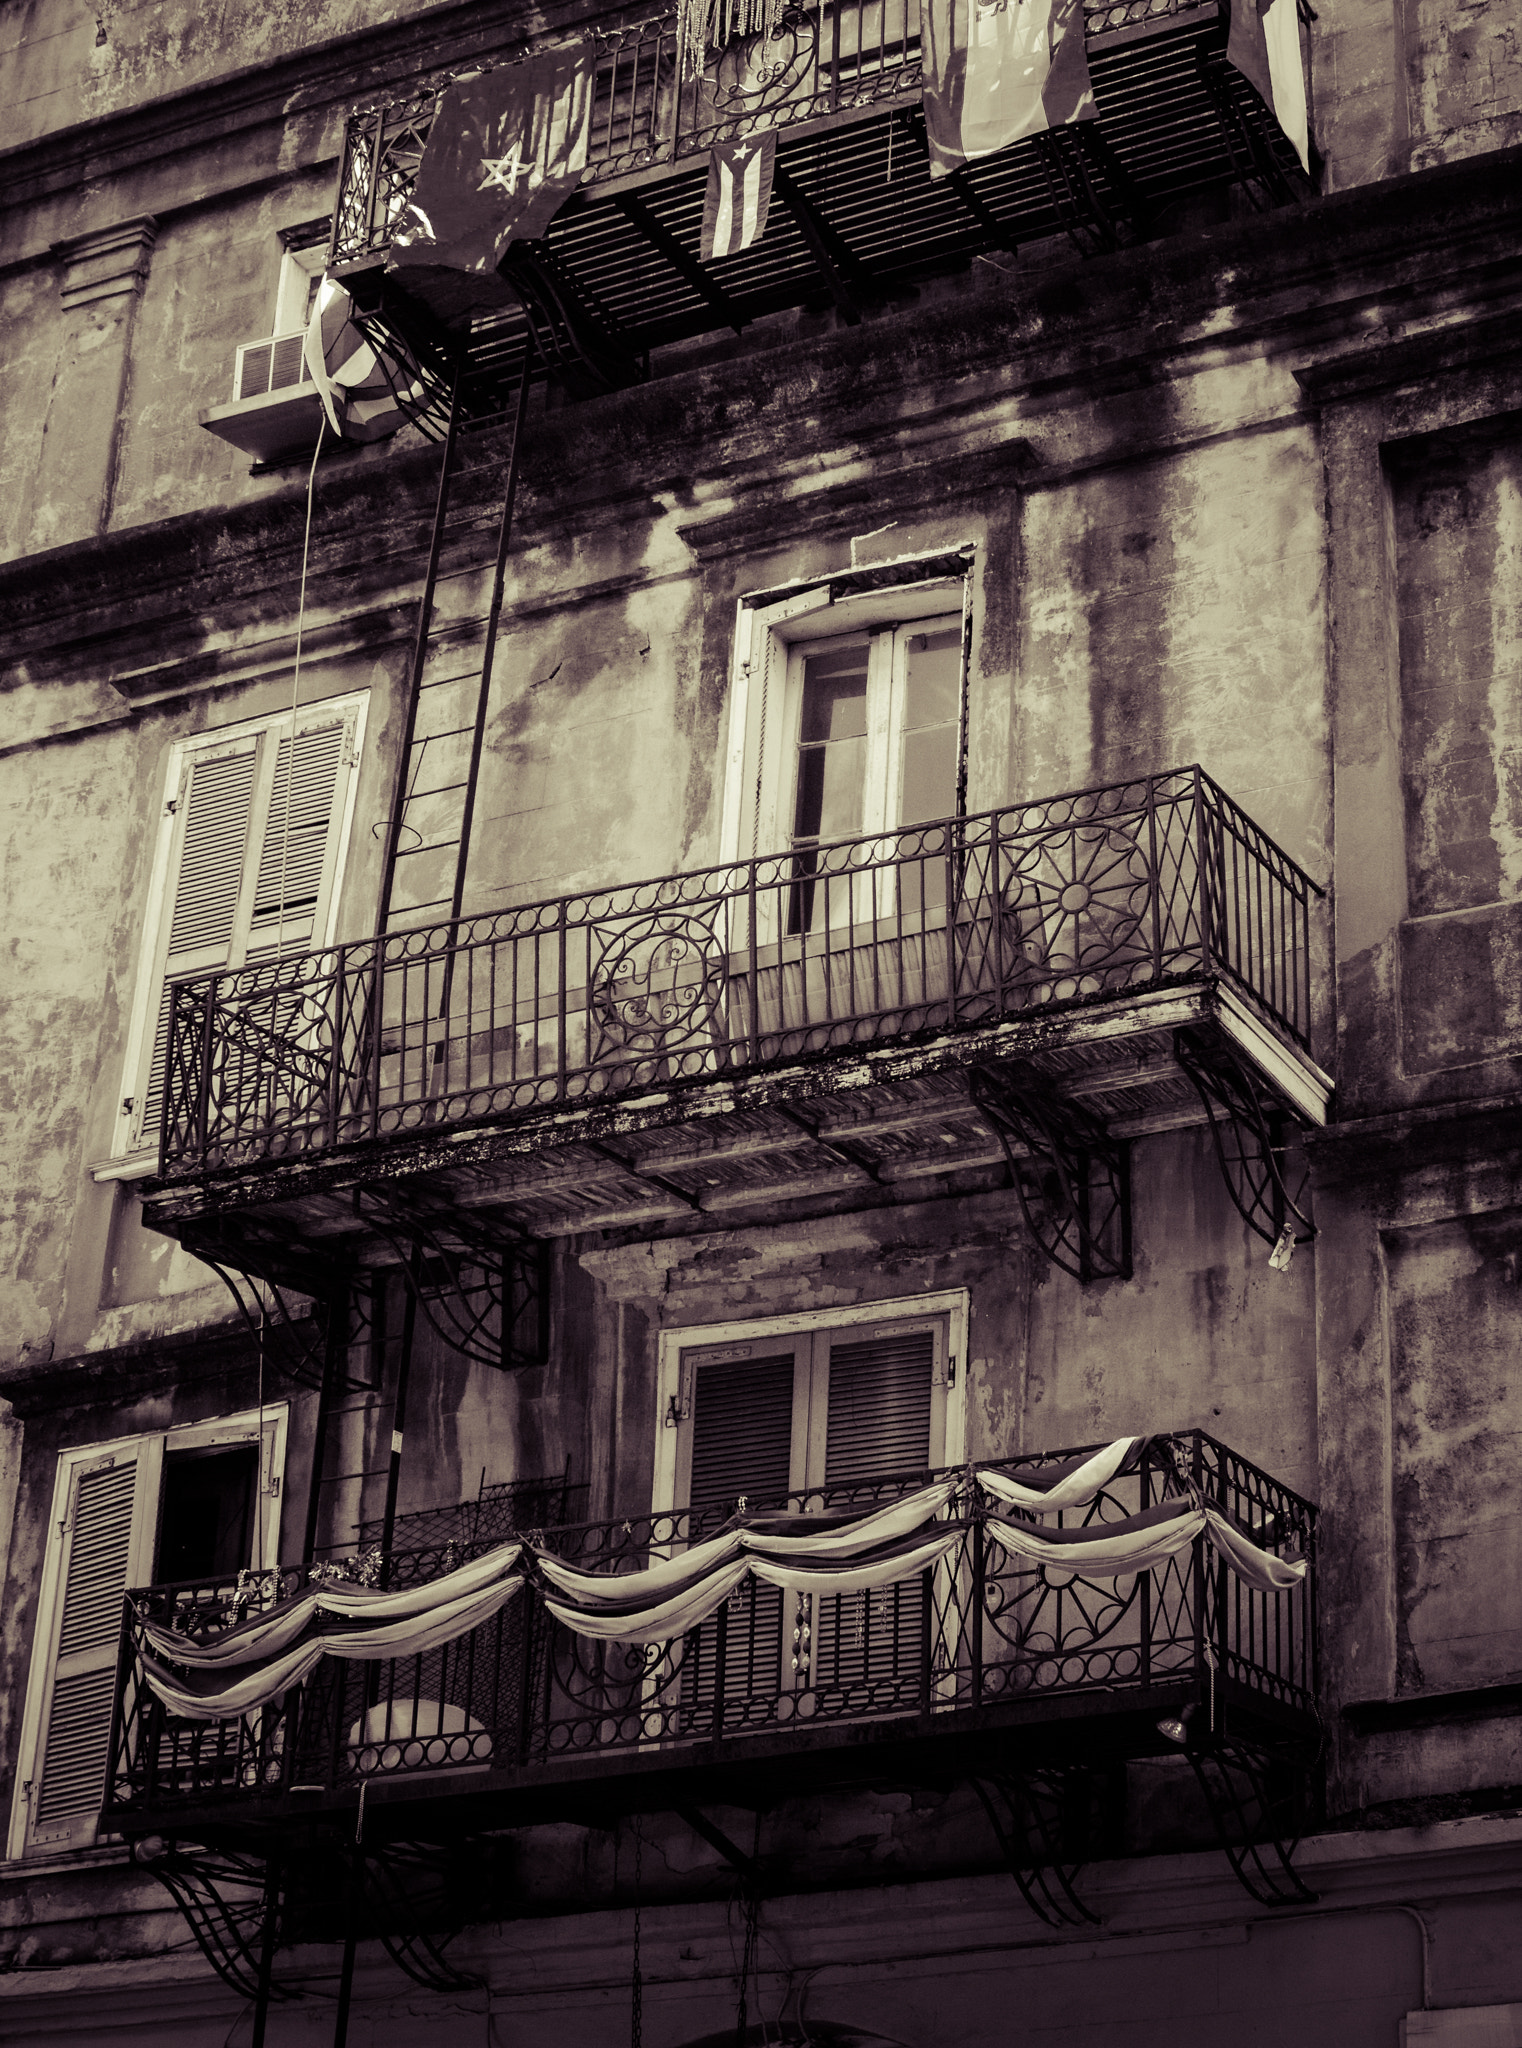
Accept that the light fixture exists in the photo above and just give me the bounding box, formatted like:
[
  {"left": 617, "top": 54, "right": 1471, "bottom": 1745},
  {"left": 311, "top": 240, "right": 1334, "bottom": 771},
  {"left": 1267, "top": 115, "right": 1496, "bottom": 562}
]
[{"left": 1156, "top": 1702, "right": 1198, "bottom": 1746}]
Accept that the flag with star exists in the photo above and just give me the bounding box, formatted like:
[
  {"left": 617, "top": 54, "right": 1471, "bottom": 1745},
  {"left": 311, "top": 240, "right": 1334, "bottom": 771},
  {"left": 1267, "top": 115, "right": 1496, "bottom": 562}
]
[
  {"left": 920, "top": 0, "right": 1094, "bottom": 180},
  {"left": 699, "top": 132, "right": 777, "bottom": 262},
  {"left": 387, "top": 52, "right": 593, "bottom": 311}
]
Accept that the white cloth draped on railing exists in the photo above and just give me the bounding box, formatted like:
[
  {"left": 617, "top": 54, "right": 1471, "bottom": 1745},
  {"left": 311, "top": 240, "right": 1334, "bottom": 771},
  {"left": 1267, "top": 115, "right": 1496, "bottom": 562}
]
[
  {"left": 982, "top": 1499, "right": 1307, "bottom": 1594},
  {"left": 977, "top": 1436, "right": 1147, "bottom": 1514},
  {"left": 138, "top": 1546, "right": 526, "bottom": 1720},
  {"left": 135, "top": 1461, "right": 1305, "bottom": 1721}
]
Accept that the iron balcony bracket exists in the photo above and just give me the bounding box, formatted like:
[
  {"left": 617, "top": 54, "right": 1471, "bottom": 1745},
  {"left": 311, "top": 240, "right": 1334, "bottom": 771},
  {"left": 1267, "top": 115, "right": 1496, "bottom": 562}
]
[
  {"left": 499, "top": 244, "right": 646, "bottom": 393},
  {"left": 352, "top": 1183, "right": 550, "bottom": 1371},
  {"left": 1183, "top": 1731, "right": 1321, "bottom": 1908},
  {"left": 969, "top": 1062, "right": 1133, "bottom": 1283},
  {"left": 135, "top": 1840, "right": 296, "bottom": 2005},
  {"left": 1173, "top": 1027, "right": 1315, "bottom": 1252},
  {"left": 970, "top": 1766, "right": 1102, "bottom": 1930},
  {"left": 363, "top": 1840, "right": 484, "bottom": 1993},
  {"left": 179, "top": 1219, "right": 373, "bottom": 1396}
]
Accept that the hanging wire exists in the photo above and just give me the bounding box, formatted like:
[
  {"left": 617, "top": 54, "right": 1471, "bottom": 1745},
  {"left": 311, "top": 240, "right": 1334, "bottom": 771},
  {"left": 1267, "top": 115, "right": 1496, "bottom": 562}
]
[{"left": 273, "top": 413, "right": 327, "bottom": 960}]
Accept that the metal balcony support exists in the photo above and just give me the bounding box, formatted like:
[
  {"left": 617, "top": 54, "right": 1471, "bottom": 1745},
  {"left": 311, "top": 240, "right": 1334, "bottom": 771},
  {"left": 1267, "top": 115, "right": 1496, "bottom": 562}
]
[
  {"left": 500, "top": 245, "right": 646, "bottom": 390},
  {"left": 1183, "top": 1731, "right": 1320, "bottom": 1907},
  {"left": 135, "top": 1842, "right": 293, "bottom": 2004},
  {"left": 180, "top": 1217, "right": 368, "bottom": 1395},
  {"left": 969, "top": 1062, "right": 1132, "bottom": 1283},
  {"left": 970, "top": 1766, "right": 1101, "bottom": 1929},
  {"left": 351, "top": 1185, "right": 550, "bottom": 1372},
  {"left": 1172, "top": 1028, "right": 1314, "bottom": 1253}
]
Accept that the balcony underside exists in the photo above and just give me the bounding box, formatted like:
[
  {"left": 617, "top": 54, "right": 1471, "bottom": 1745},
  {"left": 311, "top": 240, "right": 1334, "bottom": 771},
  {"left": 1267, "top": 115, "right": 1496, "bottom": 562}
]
[
  {"left": 334, "top": 5, "right": 1306, "bottom": 427},
  {"left": 117, "top": 1672, "right": 1299, "bottom": 1847},
  {"left": 142, "top": 976, "right": 1328, "bottom": 1256}
]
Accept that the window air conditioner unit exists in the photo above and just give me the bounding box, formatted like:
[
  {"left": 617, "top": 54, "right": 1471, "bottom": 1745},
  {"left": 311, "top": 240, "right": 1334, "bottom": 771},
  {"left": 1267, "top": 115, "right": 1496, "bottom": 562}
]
[{"left": 234, "top": 331, "right": 312, "bottom": 402}]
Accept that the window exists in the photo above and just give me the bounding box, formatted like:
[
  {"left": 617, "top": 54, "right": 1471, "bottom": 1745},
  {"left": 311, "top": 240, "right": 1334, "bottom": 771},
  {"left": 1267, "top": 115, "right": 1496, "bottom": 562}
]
[
  {"left": 8, "top": 1408, "right": 286, "bottom": 1861},
  {"left": 109, "top": 694, "right": 366, "bottom": 1162},
  {"left": 786, "top": 618, "right": 962, "bottom": 930},
  {"left": 230, "top": 222, "right": 329, "bottom": 403},
  {"left": 719, "top": 551, "right": 972, "bottom": 877},
  {"left": 654, "top": 1298, "right": 967, "bottom": 1716}
]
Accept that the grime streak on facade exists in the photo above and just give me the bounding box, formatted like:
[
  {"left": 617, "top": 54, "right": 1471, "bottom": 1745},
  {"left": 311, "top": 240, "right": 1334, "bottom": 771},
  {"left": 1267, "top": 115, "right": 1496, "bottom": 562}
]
[{"left": 0, "top": 1, "right": 1521, "bottom": 2042}]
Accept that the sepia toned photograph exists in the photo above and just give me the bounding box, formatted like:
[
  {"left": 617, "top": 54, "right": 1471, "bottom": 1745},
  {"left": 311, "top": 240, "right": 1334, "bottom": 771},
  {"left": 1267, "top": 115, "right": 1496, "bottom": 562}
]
[{"left": 0, "top": 0, "right": 1519, "bottom": 2040}]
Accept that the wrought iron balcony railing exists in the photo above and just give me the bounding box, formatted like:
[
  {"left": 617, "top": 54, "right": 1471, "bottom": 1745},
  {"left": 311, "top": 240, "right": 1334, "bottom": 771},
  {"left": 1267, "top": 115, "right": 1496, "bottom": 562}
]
[
  {"left": 109, "top": 1432, "right": 1316, "bottom": 1823},
  {"left": 158, "top": 767, "right": 1319, "bottom": 1180}
]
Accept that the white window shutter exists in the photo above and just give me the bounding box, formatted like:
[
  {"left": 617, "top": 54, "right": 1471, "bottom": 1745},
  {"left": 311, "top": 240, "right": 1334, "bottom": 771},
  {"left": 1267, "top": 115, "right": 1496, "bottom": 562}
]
[
  {"left": 27, "top": 1450, "right": 155, "bottom": 1851},
  {"left": 245, "top": 719, "right": 349, "bottom": 961},
  {"left": 127, "top": 706, "right": 358, "bottom": 1154},
  {"left": 130, "top": 741, "right": 259, "bottom": 1151}
]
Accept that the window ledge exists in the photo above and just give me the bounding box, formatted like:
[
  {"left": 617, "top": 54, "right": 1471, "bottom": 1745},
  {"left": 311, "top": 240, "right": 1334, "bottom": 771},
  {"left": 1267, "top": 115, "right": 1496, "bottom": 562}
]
[
  {"left": 200, "top": 384, "right": 327, "bottom": 465},
  {"left": 89, "top": 1152, "right": 157, "bottom": 1183}
]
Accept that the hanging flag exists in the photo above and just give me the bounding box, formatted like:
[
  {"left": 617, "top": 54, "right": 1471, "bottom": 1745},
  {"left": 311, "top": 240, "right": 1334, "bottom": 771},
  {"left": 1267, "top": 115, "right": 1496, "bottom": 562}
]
[
  {"left": 920, "top": 0, "right": 1095, "bottom": 181},
  {"left": 301, "top": 277, "right": 428, "bottom": 443},
  {"left": 1226, "top": 0, "right": 1309, "bottom": 172},
  {"left": 700, "top": 133, "right": 776, "bottom": 262},
  {"left": 387, "top": 52, "right": 593, "bottom": 307}
]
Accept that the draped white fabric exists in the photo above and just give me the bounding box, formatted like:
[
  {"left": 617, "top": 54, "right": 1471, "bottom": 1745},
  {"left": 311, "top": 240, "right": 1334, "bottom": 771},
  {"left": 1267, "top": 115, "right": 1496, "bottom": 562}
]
[
  {"left": 984, "top": 1504, "right": 1307, "bottom": 1593},
  {"left": 135, "top": 1461, "right": 1304, "bottom": 1723},
  {"left": 977, "top": 1437, "right": 1144, "bottom": 1514},
  {"left": 141, "top": 1576, "right": 525, "bottom": 1719},
  {"left": 141, "top": 1542, "right": 525, "bottom": 1669},
  {"left": 543, "top": 1527, "right": 963, "bottom": 1645},
  {"left": 535, "top": 1477, "right": 959, "bottom": 1612}
]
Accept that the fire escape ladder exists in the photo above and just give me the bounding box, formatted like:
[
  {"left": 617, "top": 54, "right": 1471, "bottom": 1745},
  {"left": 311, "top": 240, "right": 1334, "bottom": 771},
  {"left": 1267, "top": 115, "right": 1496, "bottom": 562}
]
[
  {"left": 970, "top": 1767, "right": 1101, "bottom": 1930},
  {"left": 1172, "top": 1027, "right": 1315, "bottom": 1254},
  {"left": 374, "top": 332, "right": 534, "bottom": 942},
  {"left": 969, "top": 1062, "right": 1132, "bottom": 1282}
]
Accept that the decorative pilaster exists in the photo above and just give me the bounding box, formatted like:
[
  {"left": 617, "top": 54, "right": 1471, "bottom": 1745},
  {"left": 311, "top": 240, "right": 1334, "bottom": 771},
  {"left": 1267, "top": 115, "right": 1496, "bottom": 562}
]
[{"left": 26, "top": 216, "right": 157, "bottom": 550}]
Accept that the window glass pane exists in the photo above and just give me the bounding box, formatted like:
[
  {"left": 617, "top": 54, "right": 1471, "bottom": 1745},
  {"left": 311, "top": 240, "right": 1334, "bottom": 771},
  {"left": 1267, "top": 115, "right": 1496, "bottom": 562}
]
[
  {"left": 901, "top": 628, "right": 961, "bottom": 732},
  {"left": 798, "top": 645, "right": 869, "bottom": 742},
  {"left": 793, "top": 644, "right": 870, "bottom": 848},
  {"left": 900, "top": 724, "right": 958, "bottom": 829}
]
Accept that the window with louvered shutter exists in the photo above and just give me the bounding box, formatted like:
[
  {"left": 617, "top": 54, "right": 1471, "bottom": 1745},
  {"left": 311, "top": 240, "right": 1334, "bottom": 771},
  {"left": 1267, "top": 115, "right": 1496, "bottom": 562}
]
[
  {"left": 118, "top": 701, "right": 364, "bottom": 1156},
  {"left": 27, "top": 1455, "right": 147, "bottom": 1850},
  {"left": 812, "top": 1326, "right": 938, "bottom": 1707},
  {"left": 673, "top": 1317, "right": 948, "bottom": 1728}
]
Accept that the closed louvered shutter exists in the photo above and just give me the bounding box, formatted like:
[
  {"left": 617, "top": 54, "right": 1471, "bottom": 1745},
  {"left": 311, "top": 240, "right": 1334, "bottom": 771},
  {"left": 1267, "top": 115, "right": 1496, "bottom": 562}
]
[
  {"left": 814, "top": 1326, "right": 937, "bottom": 1709},
  {"left": 29, "top": 1453, "right": 148, "bottom": 1850},
  {"left": 125, "top": 709, "right": 356, "bottom": 1154},
  {"left": 246, "top": 723, "right": 347, "bottom": 959},
  {"left": 685, "top": 1350, "right": 798, "bottom": 1727},
  {"left": 689, "top": 1351, "right": 797, "bottom": 1522},
  {"left": 824, "top": 1328, "right": 936, "bottom": 1489}
]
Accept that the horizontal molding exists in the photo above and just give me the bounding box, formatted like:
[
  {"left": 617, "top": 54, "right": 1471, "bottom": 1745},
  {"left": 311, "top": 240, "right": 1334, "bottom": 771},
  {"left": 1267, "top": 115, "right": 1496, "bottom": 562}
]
[{"left": 1342, "top": 1683, "right": 1522, "bottom": 1734}]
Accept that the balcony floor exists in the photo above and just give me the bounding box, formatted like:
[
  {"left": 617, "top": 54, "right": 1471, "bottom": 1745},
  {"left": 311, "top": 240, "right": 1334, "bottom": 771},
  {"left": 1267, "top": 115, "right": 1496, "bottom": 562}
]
[{"left": 142, "top": 976, "right": 1329, "bottom": 1255}]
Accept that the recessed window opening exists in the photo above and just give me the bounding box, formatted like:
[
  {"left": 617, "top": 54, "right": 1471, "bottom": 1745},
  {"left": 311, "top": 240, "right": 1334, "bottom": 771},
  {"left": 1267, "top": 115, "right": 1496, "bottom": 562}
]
[{"left": 158, "top": 1443, "right": 259, "bottom": 1585}]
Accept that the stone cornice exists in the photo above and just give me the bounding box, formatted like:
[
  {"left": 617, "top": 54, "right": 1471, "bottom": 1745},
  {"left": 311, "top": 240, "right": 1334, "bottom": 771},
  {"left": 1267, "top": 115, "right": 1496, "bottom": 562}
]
[{"left": 0, "top": 0, "right": 598, "bottom": 245}]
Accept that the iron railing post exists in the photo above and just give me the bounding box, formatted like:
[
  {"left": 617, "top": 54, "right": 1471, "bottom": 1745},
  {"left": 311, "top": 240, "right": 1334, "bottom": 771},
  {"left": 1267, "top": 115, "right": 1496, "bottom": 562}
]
[
  {"left": 1145, "top": 774, "right": 1163, "bottom": 979},
  {"left": 325, "top": 946, "right": 344, "bottom": 1150},
  {"left": 970, "top": 1518, "right": 984, "bottom": 1710},
  {"left": 556, "top": 899, "right": 569, "bottom": 1101},
  {"left": 196, "top": 983, "right": 215, "bottom": 1166},
  {"left": 919, "top": 1564, "right": 933, "bottom": 1715},
  {"left": 711, "top": 1610, "right": 728, "bottom": 1740},
  {"left": 747, "top": 857, "right": 761, "bottom": 1063}
]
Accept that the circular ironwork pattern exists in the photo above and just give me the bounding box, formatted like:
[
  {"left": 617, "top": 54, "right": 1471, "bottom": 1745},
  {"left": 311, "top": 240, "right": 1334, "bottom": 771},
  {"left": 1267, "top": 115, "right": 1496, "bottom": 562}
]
[
  {"left": 1003, "top": 819, "right": 1154, "bottom": 1000},
  {"left": 591, "top": 912, "right": 727, "bottom": 1059},
  {"left": 707, "top": 10, "right": 818, "bottom": 112}
]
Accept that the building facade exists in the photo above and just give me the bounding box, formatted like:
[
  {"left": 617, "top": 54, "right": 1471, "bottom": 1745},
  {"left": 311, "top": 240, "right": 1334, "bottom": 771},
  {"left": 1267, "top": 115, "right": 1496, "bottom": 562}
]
[{"left": 1, "top": 1, "right": 1521, "bottom": 2041}]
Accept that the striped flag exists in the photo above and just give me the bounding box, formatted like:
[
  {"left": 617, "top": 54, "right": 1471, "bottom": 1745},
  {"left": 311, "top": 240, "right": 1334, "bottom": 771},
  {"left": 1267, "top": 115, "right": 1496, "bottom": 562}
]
[
  {"left": 920, "top": 0, "right": 1095, "bottom": 180},
  {"left": 1227, "top": 0, "right": 1309, "bottom": 172},
  {"left": 700, "top": 133, "right": 776, "bottom": 262}
]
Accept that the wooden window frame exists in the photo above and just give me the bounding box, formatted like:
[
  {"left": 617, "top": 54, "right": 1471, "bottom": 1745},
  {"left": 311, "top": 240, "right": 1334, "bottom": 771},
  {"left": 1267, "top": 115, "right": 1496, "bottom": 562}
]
[
  {"left": 106, "top": 692, "right": 368, "bottom": 1166},
  {"left": 6, "top": 1404, "right": 288, "bottom": 1864},
  {"left": 652, "top": 1290, "right": 969, "bottom": 1518}
]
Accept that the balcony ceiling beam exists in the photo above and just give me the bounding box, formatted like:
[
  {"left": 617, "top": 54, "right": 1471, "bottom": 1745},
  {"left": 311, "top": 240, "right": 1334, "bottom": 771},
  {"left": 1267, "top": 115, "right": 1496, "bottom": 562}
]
[
  {"left": 611, "top": 191, "right": 745, "bottom": 334},
  {"left": 771, "top": 164, "right": 864, "bottom": 326}
]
